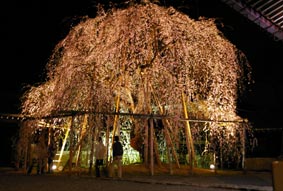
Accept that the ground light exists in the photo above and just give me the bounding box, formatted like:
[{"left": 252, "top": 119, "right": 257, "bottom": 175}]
[{"left": 209, "top": 164, "right": 215, "bottom": 170}]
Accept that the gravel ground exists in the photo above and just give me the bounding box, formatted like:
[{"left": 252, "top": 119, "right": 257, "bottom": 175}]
[
  {"left": 0, "top": 165, "right": 273, "bottom": 191},
  {"left": 0, "top": 173, "right": 244, "bottom": 191}
]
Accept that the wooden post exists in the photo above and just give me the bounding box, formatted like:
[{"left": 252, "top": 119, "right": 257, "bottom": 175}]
[
  {"left": 181, "top": 92, "right": 195, "bottom": 173},
  {"left": 150, "top": 118, "right": 154, "bottom": 176},
  {"left": 47, "top": 128, "right": 52, "bottom": 172},
  {"left": 23, "top": 124, "right": 30, "bottom": 171},
  {"left": 88, "top": 126, "right": 95, "bottom": 175},
  {"left": 163, "top": 124, "right": 180, "bottom": 168},
  {"left": 144, "top": 119, "right": 149, "bottom": 165},
  {"left": 241, "top": 127, "right": 246, "bottom": 169},
  {"left": 112, "top": 93, "right": 120, "bottom": 142},
  {"left": 108, "top": 94, "right": 121, "bottom": 166},
  {"left": 24, "top": 142, "right": 28, "bottom": 172},
  {"left": 68, "top": 116, "right": 75, "bottom": 172},
  {"left": 75, "top": 114, "right": 89, "bottom": 167},
  {"left": 143, "top": 77, "right": 150, "bottom": 166},
  {"left": 281, "top": 129, "right": 283, "bottom": 157}
]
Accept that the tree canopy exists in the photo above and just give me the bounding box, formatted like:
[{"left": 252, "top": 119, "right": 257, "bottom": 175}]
[{"left": 19, "top": 2, "right": 252, "bottom": 168}]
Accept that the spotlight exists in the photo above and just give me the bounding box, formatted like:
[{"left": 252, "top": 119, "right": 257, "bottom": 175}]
[{"left": 51, "top": 164, "right": 57, "bottom": 170}]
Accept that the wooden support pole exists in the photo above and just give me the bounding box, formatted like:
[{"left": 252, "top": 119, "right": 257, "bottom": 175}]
[
  {"left": 68, "top": 116, "right": 75, "bottom": 172},
  {"left": 24, "top": 142, "right": 28, "bottom": 172},
  {"left": 75, "top": 114, "right": 88, "bottom": 167},
  {"left": 112, "top": 93, "right": 120, "bottom": 142},
  {"left": 150, "top": 118, "right": 154, "bottom": 176},
  {"left": 281, "top": 129, "right": 283, "bottom": 157},
  {"left": 108, "top": 93, "right": 121, "bottom": 165},
  {"left": 149, "top": 83, "right": 180, "bottom": 169},
  {"left": 144, "top": 119, "right": 149, "bottom": 165},
  {"left": 144, "top": 77, "right": 150, "bottom": 167},
  {"left": 241, "top": 127, "right": 246, "bottom": 170},
  {"left": 181, "top": 92, "right": 195, "bottom": 173},
  {"left": 56, "top": 127, "right": 70, "bottom": 169},
  {"left": 88, "top": 126, "right": 95, "bottom": 174},
  {"left": 47, "top": 128, "right": 52, "bottom": 172},
  {"left": 163, "top": 124, "right": 180, "bottom": 168}
]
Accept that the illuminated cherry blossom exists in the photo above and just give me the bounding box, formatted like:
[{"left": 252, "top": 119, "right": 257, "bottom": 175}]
[{"left": 19, "top": 3, "right": 252, "bottom": 169}]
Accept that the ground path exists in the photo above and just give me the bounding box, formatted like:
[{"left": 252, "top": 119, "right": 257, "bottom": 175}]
[{"left": 0, "top": 165, "right": 273, "bottom": 191}]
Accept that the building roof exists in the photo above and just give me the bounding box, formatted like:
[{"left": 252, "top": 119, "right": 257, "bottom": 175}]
[{"left": 220, "top": 0, "right": 283, "bottom": 42}]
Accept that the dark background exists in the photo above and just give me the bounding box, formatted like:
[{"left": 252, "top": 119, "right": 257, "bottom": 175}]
[{"left": 1, "top": 0, "right": 282, "bottom": 166}]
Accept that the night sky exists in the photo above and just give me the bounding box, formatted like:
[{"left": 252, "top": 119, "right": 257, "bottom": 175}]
[{"left": 1, "top": 0, "right": 283, "bottom": 165}]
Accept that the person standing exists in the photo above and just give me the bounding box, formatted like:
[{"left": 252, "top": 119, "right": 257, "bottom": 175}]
[
  {"left": 111, "top": 135, "right": 123, "bottom": 178},
  {"left": 95, "top": 137, "right": 106, "bottom": 177}
]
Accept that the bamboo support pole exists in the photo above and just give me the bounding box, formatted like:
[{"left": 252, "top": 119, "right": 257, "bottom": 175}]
[
  {"left": 68, "top": 116, "right": 75, "bottom": 172},
  {"left": 112, "top": 93, "right": 120, "bottom": 142},
  {"left": 75, "top": 114, "right": 88, "bottom": 167},
  {"left": 181, "top": 92, "right": 195, "bottom": 173},
  {"left": 47, "top": 128, "right": 52, "bottom": 172},
  {"left": 60, "top": 116, "right": 89, "bottom": 172},
  {"left": 56, "top": 128, "right": 70, "bottom": 168},
  {"left": 61, "top": 127, "right": 90, "bottom": 172},
  {"left": 107, "top": 93, "right": 121, "bottom": 164},
  {"left": 149, "top": 83, "right": 180, "bottom": 168},
  {"left": 163, "top": 124, "right": 180, "bottom": 168}
]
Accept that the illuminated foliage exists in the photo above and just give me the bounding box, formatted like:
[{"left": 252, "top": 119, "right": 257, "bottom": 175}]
[{"left": 20, "top": 3, "right": 252, "bottom": 168}]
